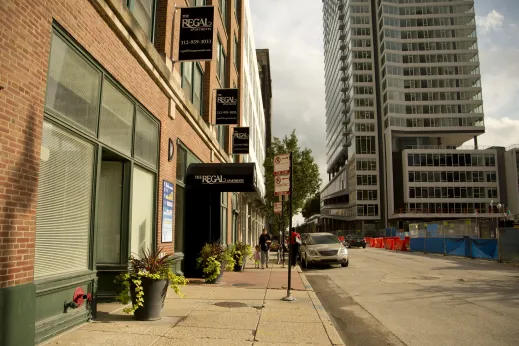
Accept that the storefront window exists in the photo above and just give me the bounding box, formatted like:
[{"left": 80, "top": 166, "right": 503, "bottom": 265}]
[
  {"left": 35, "top": 121, "right": 95, "bottom": 279},
  {"left": 99, "top": 81, "right": 134, "bottom": 156},
  {"left": 175, "top": 144, "right": 201, "bottom": 252},
  {"left": 45, "top": 33, "right": 101, "bottom": 135},
  {"left": 134, "top": 107, "right": 159, "bottom": 168},
  {"left": 221, "top": 192, "right": 228, "bottom": 244},
  {"left": 131, "top": 165, "right": 155, "bottom": 258}
]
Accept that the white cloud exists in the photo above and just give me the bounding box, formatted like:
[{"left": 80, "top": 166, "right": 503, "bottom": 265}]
[
  {"left": 472, "top": 117, "right": 519, "bottom": 147},
  {"left": 476, "top": 10, "right": 505, "bottom": 33}
]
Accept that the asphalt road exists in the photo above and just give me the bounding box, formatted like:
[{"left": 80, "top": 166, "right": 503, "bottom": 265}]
[{"left": 304, "top": 247, "right": 519, "bottom": 346}]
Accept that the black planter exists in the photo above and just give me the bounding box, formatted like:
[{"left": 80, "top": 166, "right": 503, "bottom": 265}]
[
  {"left": 207, "top": 261, "right": 226, "bottom": 284},
  {"left": 130, "top": 277, "right": 169, "bottom": 321},
  {"left": 234, "top": 258, "right": 246, "bottom": 272}
]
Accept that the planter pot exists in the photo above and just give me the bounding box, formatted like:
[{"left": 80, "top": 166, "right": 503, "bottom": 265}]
[
  {"left": 130, "top": 277, "right": 168, "bottom": 321},
  {"left": 234, "top": 258, "right": 246, "bottom": 272},
  {"left": 207, "top": 261, "right": 226, "bottom": 284}
]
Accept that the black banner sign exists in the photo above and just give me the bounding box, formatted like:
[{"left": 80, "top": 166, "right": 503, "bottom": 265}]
[
  {"left": 232, "top": 127, "right": 250, "bottom": 154},
  {"left": 178, "top": 6, "right": 214, "bottom": 61},
  {"left": 215, "top": 88, "right": 239, "bottom": 125}
]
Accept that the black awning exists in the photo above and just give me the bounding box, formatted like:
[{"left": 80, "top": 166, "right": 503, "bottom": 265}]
[{"left": 185, "top": 163, "right": 257, "bottom": 192}]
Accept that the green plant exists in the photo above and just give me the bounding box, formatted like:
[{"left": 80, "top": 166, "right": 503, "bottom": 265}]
[
  {"left": 115, "top": 248, "right": 187, "bottom": 314},
  {"left": 230, "top": 242, "right": 252, "bottom": 266},
  {"left": 196, "top": 242, "right": 236, "bottom": 281},
  {"left": 203, "top": 256, "right": 221, "bottom": 282}
]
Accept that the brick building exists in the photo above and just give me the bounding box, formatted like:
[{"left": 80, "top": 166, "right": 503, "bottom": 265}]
[{"left": 0, "top": 0, "right": 267, "bottom": 344}]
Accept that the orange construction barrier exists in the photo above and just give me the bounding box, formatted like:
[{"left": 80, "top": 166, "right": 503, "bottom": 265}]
[
  {"left": 375, "top": 238, "right": 385, "bottom": 248},
  {"left": 385, "top": 238, "right": 396, "bottom": 250},
  {"left": 369, "top": 238, "right": 376, "bottom": 247}
]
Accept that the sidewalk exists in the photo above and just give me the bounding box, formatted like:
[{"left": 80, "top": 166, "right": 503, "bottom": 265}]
[{"left": 41, "top": 261, "right": 344, "bottom": 346}]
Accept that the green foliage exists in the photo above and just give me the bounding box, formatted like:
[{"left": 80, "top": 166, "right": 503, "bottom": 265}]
[
  {"left": 260, "top": 130, "right": 321, "bottom": 226},
  {"left": 114, "top": 247, "right": 187, "bottom": 314},
  {"left": 302, "top": 193, "right": 321, "bottom": 219},
  {"left": 229, "top": 242, "right": 252, "bottom": 267},
  {"left": 196, "top": 242, "right": 235, "bottom": 281},
  {"left": 202, "top": 256, "right": 221, "bottom": 282}
]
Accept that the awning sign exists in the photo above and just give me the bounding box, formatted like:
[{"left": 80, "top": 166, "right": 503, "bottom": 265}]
[
  {"left": 215, "top": 88, "right": 239, "bottom": 125},
  {"left": 232, "top": 127, "right": 249, "bottom": 154},
  {"left": 274, "top": 174, "right": 290, "bottom": 196},
  {"left": 274, "top": 154, "right": 290, "bottom": 175},
  {"left": 178, "top": 6, "right": 214, "bottom": 61}
]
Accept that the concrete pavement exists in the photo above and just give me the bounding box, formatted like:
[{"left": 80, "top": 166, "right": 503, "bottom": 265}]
[
  {"left": 40, "top": 261, "right": 344, "bottom": 346},
  {"left": 305, "top": 247, "right": 519, "bottom": 346}
]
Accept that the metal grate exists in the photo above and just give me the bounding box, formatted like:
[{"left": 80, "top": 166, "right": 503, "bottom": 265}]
[{"left": 319, "top": 250, "right": 338, "bottom": 256}]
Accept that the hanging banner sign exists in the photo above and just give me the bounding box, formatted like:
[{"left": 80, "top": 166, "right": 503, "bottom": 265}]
[
  {"left": 232, "top": 127, "right": 249, "bottom": 154},
  {"left": 274, "top": 202, "right": 282, "bottom": 214},
  {"left": 274, "top": 174, "right": 290, "bottom": 196},
  {"left": 161, "top": 180, "right": 174, "bottom": 243},
  {"left": 274, "top": 154, "right": 290, "bottom": 175},
  {"left": 215, "top": 88, "right": 239, "bottom": 125},
  {"left": 178, "top": 6, "right": 215, "bottom": 61}
]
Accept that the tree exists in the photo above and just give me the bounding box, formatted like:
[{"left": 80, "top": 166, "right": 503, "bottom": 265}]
[
  {"left": 259, "top": 130, "right": 321, "bottom": 231},
  {"left": 302, "top": 193, "right": 320, "bottom": 219}
]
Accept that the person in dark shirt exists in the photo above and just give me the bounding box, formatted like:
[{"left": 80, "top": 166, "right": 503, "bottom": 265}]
[{"left": 259, "top": 229, "right": 271, "bottom": 269}]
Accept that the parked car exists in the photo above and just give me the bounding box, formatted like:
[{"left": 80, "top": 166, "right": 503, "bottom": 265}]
[
  {"left": 344, "top": 236, "right": 366, "bottom": 248},
  {"left": 299, "top": 233, "right": 349, "bottom": 268}
]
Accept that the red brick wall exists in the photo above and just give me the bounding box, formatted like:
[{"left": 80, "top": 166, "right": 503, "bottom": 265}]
[
  {"left": 0, "top": 0, "right": 231, "bottom": 287},
  {"left": 0, "top": 0, "right": 49, "bottom": 288}
]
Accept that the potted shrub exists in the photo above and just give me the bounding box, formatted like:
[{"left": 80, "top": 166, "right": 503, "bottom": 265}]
[
  {"left": 196, "top": 243, "right": 235, "bottom": 283},
  {"left": 231, "top": 242, "right": 252, "bottom": 272},
  {"left": 115, "top": 248, "right": 187, "bottom": 321}
]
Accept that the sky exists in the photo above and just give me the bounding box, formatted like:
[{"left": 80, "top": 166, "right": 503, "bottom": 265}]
[{"left": 249, "top": 0, "right": 519, "bottom": 225}]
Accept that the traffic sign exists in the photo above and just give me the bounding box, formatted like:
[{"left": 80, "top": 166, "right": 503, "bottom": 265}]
[
  {"left": 274, "top": 174, "right": 290, "bottom": 196},
  {"left": 274, "top": 154, "right": 290, "bottom": 176},
  {"left": 274, "top": 202, "right": 282, "bottom": 214}
]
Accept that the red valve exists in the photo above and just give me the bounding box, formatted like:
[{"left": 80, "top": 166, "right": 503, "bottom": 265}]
[{"left": 72, "top": 287, "right": 85, "bottom": 307}]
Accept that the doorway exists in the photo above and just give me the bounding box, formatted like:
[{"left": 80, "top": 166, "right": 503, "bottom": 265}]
[{"left": 95, "top": 149, "right": 131, "bottom": 299}]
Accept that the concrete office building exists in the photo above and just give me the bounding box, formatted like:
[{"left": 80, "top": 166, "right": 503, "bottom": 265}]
[
  {"left": 320, "top": 0, "right": 509, "bottom": 232},
  {"left": 0, "top": 0, "right": 267, "bottom": 344}
]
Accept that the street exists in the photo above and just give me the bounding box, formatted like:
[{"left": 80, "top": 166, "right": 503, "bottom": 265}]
[{"left": 304, "top": 247, "right": 519, "bottom": 346}]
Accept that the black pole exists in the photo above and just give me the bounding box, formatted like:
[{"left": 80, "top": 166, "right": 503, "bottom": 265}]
[
  {"left": 281, "top": 200, "right": 285, "bottom": 267},
  {"left": 283, "top": 152, "right": 294, "bottom": 301}
]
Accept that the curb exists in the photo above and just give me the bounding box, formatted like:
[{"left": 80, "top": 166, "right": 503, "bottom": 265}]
[{"left": 297, "top": 268, "right": 345, "bottom": 346}]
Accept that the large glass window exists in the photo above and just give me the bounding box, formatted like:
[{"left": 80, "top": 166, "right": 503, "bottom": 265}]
[
  {"left": 181, "top": 62, "right": 203, "bottom": 115},
  {"left": 127, "top": 0, "right": 156, "bottom": 40},
  {"left": 219, "top": 0, "right": 228, "bottom": 31},
  {"left": 217, "top": 38, "right": 226, "bottom": 87},
  {"left": 46, "top": 33, "right": 101, "bottom": 135},
  {"left": 35, "top": 122, "right": 95, "bottom": 279},
  {"left": 234, "top": 35, "right": 239, "bottom": 69},
  {"left": 134, "top": 107, "right": 159, "bottom": 168},
  {"left": 99, "top": 81, "right": 134, "bottom": 156},
  {"left": 131, "top": 165, "right": 155, "bottom": 258}
]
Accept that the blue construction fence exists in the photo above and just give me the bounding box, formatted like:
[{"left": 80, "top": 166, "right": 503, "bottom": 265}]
[{"left": 409, "top": 237, "right": 498, "bottom": 260}]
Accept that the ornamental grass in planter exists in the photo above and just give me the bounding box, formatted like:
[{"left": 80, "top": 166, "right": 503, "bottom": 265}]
[
  {"left": 196, "top": 242, "right": 235, "bottom": 283},
  {"left": 230, "top": 242, "right": 252, "bottom": 272},
  {"left": 115, "top": 248, "right": 187, "bottom": 321}
]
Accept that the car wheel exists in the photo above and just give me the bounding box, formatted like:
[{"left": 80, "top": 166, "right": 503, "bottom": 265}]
[
  {"left": 341, "top": 261, "right": 349, "bottom": 267},
  {"left": 363, "top": 244, "right": 366, "bottom": 248}
]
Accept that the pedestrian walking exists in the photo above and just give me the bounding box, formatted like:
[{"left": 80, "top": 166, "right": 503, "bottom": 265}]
[
  {"left": 251, "top": 245, "right": 261, "bottom": 268},
  {"left": 290, "top": 228, "right": 301, "bottom": 267},
  {"left": 259, "top": 229, "right": 271, "bottom": 269}
]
